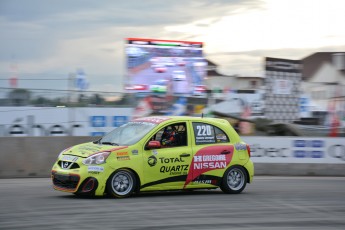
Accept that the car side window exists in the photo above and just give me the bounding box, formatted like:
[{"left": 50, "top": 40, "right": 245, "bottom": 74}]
[
  {"left": 149, "top": 122, "right": 187, "bottom": 148},
  {"left": 214, "top": 126, "right": 229, "bottom": 143},
  {"left": 192, "top": 122, "right": 229, "bottom": 145}
]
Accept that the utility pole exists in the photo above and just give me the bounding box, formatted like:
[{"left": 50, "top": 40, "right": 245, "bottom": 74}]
[{"left": 68, "top": 73, "right": 75, "bottom": 136}]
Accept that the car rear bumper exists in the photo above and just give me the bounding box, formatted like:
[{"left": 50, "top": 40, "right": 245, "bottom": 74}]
[{"left": 243, "top": 160, "right": 254, "bottom": 183}]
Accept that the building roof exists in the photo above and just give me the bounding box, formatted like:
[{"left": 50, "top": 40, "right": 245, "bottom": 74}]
[
  {"left": 302, "top": 52, "right": 345, "bottom": 80},
  {"left": 205, "top": 58, "right": 232, "bottom": 77},
  {"left": 206, "top": 59, "right": 218, "bottom": 67},
  {"left": 207, "top": 69, "right": 228, "bottom": 77}
]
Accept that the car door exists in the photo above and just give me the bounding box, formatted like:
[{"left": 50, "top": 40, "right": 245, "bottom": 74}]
[
  {"left": 141, "top": 122, "right": 193, "bottom": 191},
  {"left": 184, "top": 121, "right": 234, "bottom": 189}
]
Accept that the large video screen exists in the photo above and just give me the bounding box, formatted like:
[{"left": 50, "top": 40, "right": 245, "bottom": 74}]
[{"left": 124, "top": 38, "right": 207, "bottom": 97}]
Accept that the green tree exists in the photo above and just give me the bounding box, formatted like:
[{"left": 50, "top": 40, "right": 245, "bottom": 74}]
[{"left": 8, "top": 88, "right": 31, "bottom": 106}]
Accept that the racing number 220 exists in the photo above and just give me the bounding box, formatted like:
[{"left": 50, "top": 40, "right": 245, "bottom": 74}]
[{"left": 196, "top": 125, "right": 212, "bottom": 136}]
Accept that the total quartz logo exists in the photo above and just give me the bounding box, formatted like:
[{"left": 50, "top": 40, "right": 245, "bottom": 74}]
[{"left": 148, "top": 155, "right": 157, "bottom": 167}]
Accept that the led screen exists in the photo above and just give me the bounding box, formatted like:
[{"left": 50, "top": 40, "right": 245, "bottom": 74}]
[{"left": 125, "top": 38, "right": 207, "bottom": 97}]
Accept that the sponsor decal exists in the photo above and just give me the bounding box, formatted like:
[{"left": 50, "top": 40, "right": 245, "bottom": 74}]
[
  {"left": 193, "top": 175, "right": 219, "bottom": 185},
  {"left": 146, "top": 154, "right": 191, "bottom": 175},
  {"left": 193, "top": 154, "right": 227, "bottom": 169},
  {"left": 134, "top": 116, "right": 171, "bottom": 124},
  {"left": 235, "top": 143, "right": 247, "bottom": 151},
  {"left": 88, "top": 166, "right": 104, "bottom": 172},
  {"left": 160, "top": 165, "right": 189, "bottom": 175},
  {"left": 216, "top": 134, "right": 227, "bottom": 141},
  {"left": 116, "top": 152, "right": 128, "bottom": 156},
  {"left": 158, "top": 157, "right": 185, "bottom": 163},
  {"left": 78, "top": 145, "right": 102, "bottom": 154},
  {"left": 158, "top": 156, "right": 189, "bottom": 175},
  {"left": 152, "top": 149, "right": 158, "bottom": 155},
  {"left": 132, "top": 150, "right": 138, "bottom": 155},
  {"left": 61, "top": 155, "right": 78, "bottom": 162},
  {"left": 148, "top": 155, "right": 157, "bottom": 167},
  {"left": 61, "top": 161, "right": 71, "bottom": 169},
  {"left": 117, "top": 156, "right": 130, "bottom": 161},
  {"left": 193, "top": 179, "right": 213, "bottom": 184},
  {"left": 194, "top": 124, "right": 215, "bottom": 144},
  {"left": 184, "top": 145, "right": 234, "bottom": 188}
]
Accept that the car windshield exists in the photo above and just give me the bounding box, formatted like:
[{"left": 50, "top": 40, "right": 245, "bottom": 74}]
[{"left": 98, "top": 121, "right": 157, "bottom": 146}]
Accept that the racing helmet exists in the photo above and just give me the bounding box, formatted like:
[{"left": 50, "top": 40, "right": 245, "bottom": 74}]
[{"left": 161, "top": 127, "right": 177, "bottom": 146}]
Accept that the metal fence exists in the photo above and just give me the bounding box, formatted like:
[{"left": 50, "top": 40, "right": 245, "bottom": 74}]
[{"left": 0, "top": 87, "right": 135, "bottom": 107}]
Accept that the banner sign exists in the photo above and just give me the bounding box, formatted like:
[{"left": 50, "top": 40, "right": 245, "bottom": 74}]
[
  {"left": 0, "top": 107, "right": 133, "bottom": 137},
  {"left": 264, "top": 57, "right": 302, "bottom": 122},
  {"left": 243, "top": 136, "right": 345, "bottom": 164}
]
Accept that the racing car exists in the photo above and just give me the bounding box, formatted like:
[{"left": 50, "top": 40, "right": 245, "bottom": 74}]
[{"left": 51, "top": 116, "right": 254, "bottom": 198}]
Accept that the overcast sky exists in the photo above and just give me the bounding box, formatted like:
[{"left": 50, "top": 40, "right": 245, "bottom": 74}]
[{"left": 1, "top": 0, "right": 345, "bottom": 93}]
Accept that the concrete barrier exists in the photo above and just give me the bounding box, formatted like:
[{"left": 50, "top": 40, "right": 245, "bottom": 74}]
[
  {"left": 0, "top": 137, "right": 344, "bottom": 178},
  {"left": 0, "top": 136, "right": 95, "bottom": 178}
]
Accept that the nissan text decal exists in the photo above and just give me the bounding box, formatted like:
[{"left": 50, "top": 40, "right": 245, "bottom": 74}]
[{"left": 184, "top": 145, "right": 234, "bottom": 188}]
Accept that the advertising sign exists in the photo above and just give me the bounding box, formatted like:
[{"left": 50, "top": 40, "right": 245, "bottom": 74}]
[
  {"left": 125, "top": 38, "right": 206, "bottom": 97},
  {"left": 0, "top": 107, "right": 133, "bottom": 137},
  {"left": 273, "top": 79, "right": 293, "bottom": 95},
  {"left": 243, "top": 136, "right": 345, "bottom": 164},
  {"left": 265, "top": 57, "right": 302, "bottom": 122}
]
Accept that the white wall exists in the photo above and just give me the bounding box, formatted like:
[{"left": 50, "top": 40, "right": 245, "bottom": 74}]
[
  {"left": 302, "top": 62, "right": 345, "bottom": 110},
  {"left": 0, "top": 107, "right": 134, "bottom": 137}
]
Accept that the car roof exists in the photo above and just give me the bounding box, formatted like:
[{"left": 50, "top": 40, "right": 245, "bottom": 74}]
[{"left": 134, "top": 116, "right": 229, "bottom": 125}]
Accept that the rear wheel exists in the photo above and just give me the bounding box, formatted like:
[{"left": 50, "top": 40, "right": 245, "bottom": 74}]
[
  {"left": 221, "top": 166, "right": 247, "bottom": 194},
  {"left": 107, "top": 169, "right": 136, "bottom": 198}
]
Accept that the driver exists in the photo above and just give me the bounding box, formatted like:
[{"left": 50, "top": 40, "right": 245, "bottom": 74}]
[{"left": 161, "top": 126, "right": 178, "bottom": 147}]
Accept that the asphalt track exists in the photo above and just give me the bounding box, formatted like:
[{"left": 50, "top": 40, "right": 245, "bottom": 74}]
[{"left": 0, "top": 176, "right": 344, "bottom": 230}]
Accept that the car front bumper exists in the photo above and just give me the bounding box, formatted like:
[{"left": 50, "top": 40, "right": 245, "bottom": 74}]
[{"left": 51, "top": 164, "right": 109, "bottom": 196}]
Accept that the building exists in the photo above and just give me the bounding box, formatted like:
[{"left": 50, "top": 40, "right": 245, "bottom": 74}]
[
  {"left": 205, "top": 59, "right": 264, "bottom": 93},
  {"left": 301, "top": 52, "right": 345, "bottom": 114}
]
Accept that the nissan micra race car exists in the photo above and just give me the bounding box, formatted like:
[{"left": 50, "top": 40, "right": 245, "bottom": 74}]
[{"left": 51, "top": 116, "right": 254, "bottom": 198}]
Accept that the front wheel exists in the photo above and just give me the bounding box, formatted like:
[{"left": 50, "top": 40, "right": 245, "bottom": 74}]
[
  {"left": 107, "top": 169, "right": 136, "bottom": 198},
  {"left": 221, "top": 166, "right": 247, "bottom": 194}
]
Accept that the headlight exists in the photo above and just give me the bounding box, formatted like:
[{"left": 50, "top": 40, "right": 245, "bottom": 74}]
[{"left": 82, "top": 152, "right": 110, "bottom": 165}]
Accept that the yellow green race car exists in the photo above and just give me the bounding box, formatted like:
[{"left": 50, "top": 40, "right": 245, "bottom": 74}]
[{"left": 51, "top": 116, "right": 254, "bottom": 198}]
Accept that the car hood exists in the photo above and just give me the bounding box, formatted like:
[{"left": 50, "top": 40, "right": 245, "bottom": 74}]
[{"left": 61, "top": 142, "right": 128, "bottom": 158}]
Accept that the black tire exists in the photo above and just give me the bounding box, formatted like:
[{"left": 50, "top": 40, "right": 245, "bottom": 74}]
[
  {"left": 106, "top": 169, "right": 136, "bottom": 198},
  {"left": 220, "top": 166, "right": 247, "bottom": 194}
]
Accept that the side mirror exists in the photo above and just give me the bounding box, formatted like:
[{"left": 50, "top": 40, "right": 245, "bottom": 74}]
[{"left": 146, "top": 140, "right": 161, "bottom": 150}]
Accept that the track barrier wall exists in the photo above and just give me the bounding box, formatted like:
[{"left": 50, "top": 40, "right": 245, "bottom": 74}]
[{"left": 0, "top": 136, "right": 344, "bottom": 178}]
